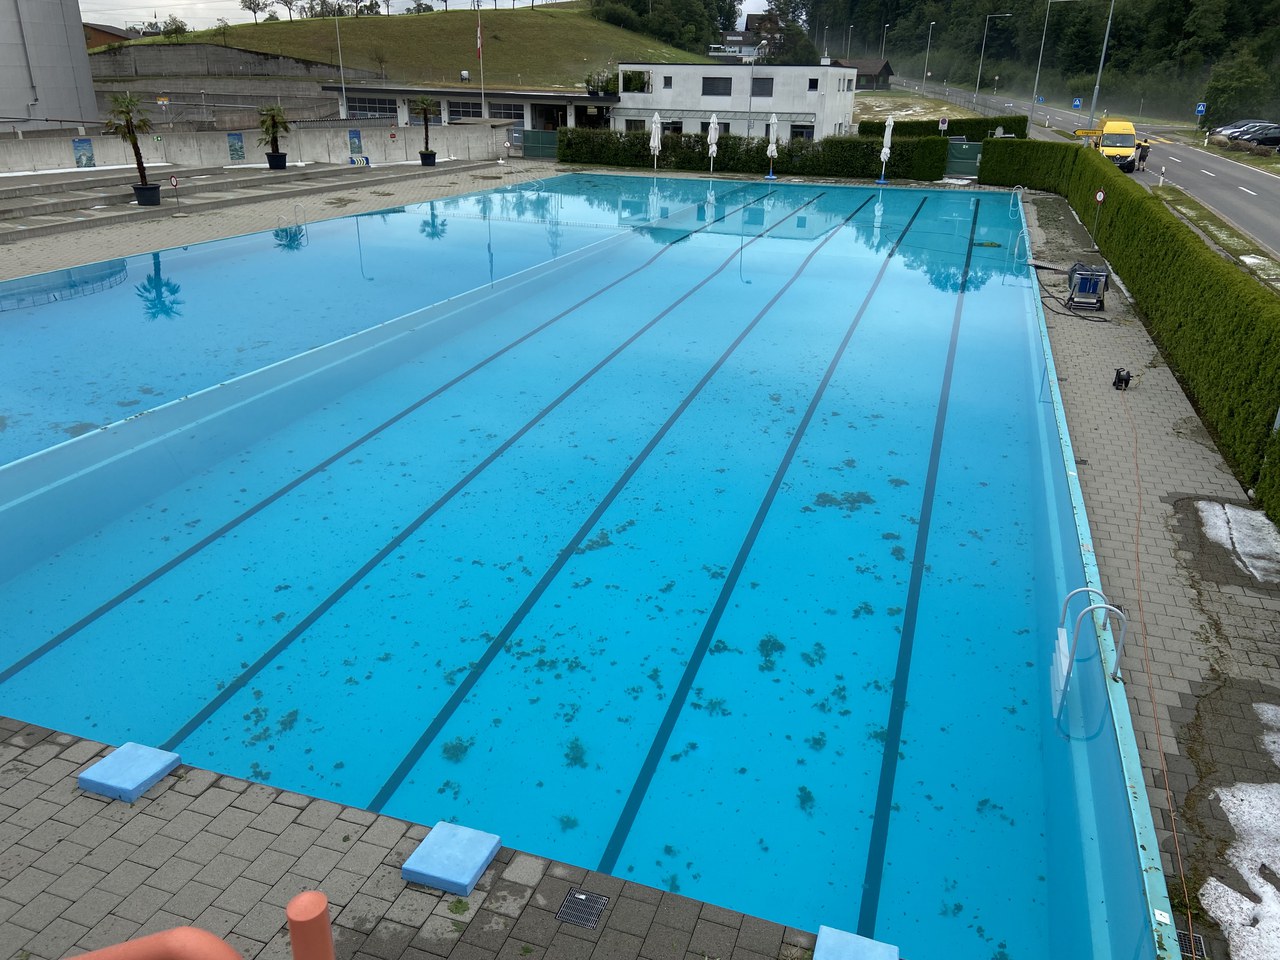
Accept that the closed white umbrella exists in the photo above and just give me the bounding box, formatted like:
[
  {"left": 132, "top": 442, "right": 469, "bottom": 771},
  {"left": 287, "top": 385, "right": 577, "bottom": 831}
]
[
  {"left": 650, "top": 112, "right": 662, "bottom": 171},
  {"left": 878, "top": 116, "right": 895, "bottom": 184},
  {"left": 707, "top": 114, "right": 719, "bottom": 174},
  {"left": 765, "top": 113, "right": 779, "bottom": 180}
]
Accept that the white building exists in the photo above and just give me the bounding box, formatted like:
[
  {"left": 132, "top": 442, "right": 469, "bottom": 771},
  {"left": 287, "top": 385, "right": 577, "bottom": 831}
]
[
  {"left": 610, "top": 61, "right": 857, "bottom": 142},
  {"left": 0, "top": 0, "right": 98, "bottom": 131}
]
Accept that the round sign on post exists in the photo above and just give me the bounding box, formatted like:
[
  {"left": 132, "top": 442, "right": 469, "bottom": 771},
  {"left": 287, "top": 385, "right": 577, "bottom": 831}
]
[
  {"left": 169, "top": 175, "right": 179, "bottom": 187},
  {"left": 1095, "top": 189, "right": 1105, "bottom": 204},
  {"left": 938, "top": 117, "right": 949, "bottom": 132}
]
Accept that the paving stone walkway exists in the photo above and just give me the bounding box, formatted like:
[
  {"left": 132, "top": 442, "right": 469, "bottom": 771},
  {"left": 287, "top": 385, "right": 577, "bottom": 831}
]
[{"left": 1, "top": 162, "right": 1279, "bottom": 960}]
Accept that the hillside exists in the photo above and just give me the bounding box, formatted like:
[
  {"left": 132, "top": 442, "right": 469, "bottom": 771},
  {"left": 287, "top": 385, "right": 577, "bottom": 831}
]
[{"left": 120, "top": 6, "right": 712, "bottom": 91}]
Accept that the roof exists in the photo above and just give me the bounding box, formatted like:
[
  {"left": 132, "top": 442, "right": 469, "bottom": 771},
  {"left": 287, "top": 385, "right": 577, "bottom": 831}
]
[
  {"left": 83, "top": 22, "right": 141, "bottom": 40},
  {"left": 839, "top": 58, "right": 893, "bottom": 75}
]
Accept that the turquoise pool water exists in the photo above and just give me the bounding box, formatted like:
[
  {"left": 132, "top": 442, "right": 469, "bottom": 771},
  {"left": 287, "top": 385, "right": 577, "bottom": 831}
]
[{"left": 0, "top": 175, "right": 1164, "bottom": 960}]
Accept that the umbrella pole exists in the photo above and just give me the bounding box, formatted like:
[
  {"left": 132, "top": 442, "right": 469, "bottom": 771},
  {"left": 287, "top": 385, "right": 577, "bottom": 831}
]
[{"left": 766, "top": 159, "right": 775, "bottom": 180}]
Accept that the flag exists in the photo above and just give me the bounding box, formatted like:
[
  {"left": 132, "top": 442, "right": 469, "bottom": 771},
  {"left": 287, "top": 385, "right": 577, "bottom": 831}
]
[{"left": 476, "top": 18, "right": 482, "bottom": 59}]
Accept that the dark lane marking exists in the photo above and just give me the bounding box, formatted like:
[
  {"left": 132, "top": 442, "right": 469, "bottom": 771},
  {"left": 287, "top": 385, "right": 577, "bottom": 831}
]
[
  {"left": 857, "top": 198, "right": 982, "bottom": 938},
  {"left": 0, "top": 187, "right": 768, "bottom": 688},
  {"left": 366, "top": 192, "right": 852, "bottom": 813},
  {"left": 159, "top": 192, "right": 818, "bottom": 755},
  {"left": 597, "top": 196, "right": 930, "bottom": 875}
]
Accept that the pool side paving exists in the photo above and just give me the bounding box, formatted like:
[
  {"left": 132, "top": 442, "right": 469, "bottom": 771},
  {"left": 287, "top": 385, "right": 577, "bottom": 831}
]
[{"left": 1, "top": 160, "right": 1279, "bottom": 960}]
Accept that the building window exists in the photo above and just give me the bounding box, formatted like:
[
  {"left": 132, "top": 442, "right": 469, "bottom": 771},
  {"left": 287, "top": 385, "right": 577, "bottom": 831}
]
[
  {"left": 626, "top": 118, "right": 645, "bottom": 132},
  {"left": 346, "top": 96, "right": 397, "bottom": 118},
  {"left": 700, "top": 120, "right": 729, "bottom": 136},
  {"left": 663, "top": 75, "right": 672, "bottom": 89},
  {"left": 448, "top": 100, "right": 483, "bottom": 121},
  {"left": 808, "top": 78, "right": 819, "bottom": 91},
  {"left": 790, "top": 124, "right": 815, "bottom": 140},
  {"left": 702, "top": 76, "right": 732, "bottom": 97},
  {"left": 488, "top": 102, "right": 523, "bottom": 120},
  {"left": 751, "top": 76, "right": 773, "bottom": 97}
]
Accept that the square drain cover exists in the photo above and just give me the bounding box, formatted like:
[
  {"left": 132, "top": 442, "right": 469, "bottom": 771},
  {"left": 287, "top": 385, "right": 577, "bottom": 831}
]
[
  {"left": 557, "top": 888, "right": 609, "bottom": 929},
  {"left": 1178, "top": 930, "right": 1208, "bottom": 959}
]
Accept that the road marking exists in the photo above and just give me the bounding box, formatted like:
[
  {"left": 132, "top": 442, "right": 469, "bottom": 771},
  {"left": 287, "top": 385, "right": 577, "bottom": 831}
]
[
  {"left": 1239, "top": 186, "right": 1258, "bottom": 196},
  {"left": 1168, "top": 155, "right": 1183, "bottom": 162},
  {"left": 1200, "top": 169, "right": 1216, "bottom": 177}
]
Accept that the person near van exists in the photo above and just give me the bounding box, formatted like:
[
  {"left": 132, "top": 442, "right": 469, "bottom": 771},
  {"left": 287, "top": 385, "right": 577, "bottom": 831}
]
[{"left": 1138, "top": 139, "right": 1150, "bottom": 171}]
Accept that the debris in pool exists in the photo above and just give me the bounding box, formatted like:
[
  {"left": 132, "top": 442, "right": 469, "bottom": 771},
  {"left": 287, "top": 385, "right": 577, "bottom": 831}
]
[
  {"left": 797, "top": 785, "right": 815, "bottom": 814},
  {"left": 757, "top": 633, "right": 785, "bottom": 671},
  {"left": 564, "top": 737, "right": 588, "bottom": 768},
  {"left": 442, "top": 736, "right": 475, "bottom": 763},
  {"left": 557, "top": 814, "right": 579, "bottom": 831}
]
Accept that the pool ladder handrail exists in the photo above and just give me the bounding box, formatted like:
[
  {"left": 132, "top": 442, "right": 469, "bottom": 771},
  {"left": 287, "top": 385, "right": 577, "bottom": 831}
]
[
  {"left": 275, "top": 204, "right": 309, "bottom": 246},
  {"left": 1053, "top": 590, "right": 1129, "bottom": 718},
  {"left": 1009, "top": 186, "right": 1024, "bottom": 219}
]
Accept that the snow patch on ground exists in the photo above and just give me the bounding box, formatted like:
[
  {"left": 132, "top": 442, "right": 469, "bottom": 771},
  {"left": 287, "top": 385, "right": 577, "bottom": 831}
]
[
  {"left": 1196, "top": 500, "right": 1280, "bottom": 584},
  {"left": 1198, "top": 704, "right": 1280, "bottom": 960}
]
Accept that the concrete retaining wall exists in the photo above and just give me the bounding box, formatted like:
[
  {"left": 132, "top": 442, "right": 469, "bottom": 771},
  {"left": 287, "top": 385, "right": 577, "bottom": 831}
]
[
  {"left": 0, "top": 122, "right": 502, "bottom": 173},
  {"left": 90, "top": 43, "right": 378, "bottom": 81}
]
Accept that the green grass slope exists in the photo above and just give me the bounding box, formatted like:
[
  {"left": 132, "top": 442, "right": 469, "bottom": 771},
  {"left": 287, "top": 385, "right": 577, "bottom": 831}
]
[{"left": 127, "top": 6, "right": 710, "bottom": 90}]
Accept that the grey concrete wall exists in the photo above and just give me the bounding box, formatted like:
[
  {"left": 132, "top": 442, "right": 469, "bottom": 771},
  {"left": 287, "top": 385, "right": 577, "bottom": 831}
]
[
  {"left": 90, "top": 43, "right": 379, "bottom": 81},
  {"left": 0, "top": 0, "right": 99, "bottom": 130},
  {"left": 0, "top": 122, "right": 500, "bottom": 174}
]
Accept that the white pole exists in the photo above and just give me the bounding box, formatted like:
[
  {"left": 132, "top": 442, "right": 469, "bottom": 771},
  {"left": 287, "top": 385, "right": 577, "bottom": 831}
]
[
  {"left": 335, "top": 15, "right": 347, "bottom": 120},
  {"left": 477, "top": 10, "right": 487, "bottom": 120}
]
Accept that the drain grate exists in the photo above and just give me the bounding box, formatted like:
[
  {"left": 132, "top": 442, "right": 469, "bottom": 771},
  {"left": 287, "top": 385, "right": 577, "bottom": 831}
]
[
  {"left": 1178, "top": 930, "right": 1209, "bottom": 959},
  {"left": 556, "top": 888, "right": 609, "bottom": 929}
]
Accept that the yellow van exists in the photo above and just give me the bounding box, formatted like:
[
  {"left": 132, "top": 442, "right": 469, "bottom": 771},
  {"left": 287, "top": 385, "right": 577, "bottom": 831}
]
[{"left": 1096, "top": 119, "right": 1138, "bottom": 172}]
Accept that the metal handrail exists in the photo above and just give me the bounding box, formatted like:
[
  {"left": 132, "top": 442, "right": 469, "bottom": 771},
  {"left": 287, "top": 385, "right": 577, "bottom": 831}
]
[{"left": 1058, "top": 586, "right": 1108, "bottom": 627}]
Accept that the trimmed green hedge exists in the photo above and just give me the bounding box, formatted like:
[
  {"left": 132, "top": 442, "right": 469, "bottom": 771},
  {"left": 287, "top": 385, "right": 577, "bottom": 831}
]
[
  {"left": 980, "top": 138, "right": 1280, "bottom": 522},
  {"left": 557, "top": 128, "right": 948, "bottom": 181},
  {"left": 859, "top": 114, "right": 1029, "bottom": 141}
]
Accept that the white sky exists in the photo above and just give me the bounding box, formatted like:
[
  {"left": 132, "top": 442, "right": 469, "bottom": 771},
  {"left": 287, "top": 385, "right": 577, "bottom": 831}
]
[{"left": 79, "top": 0, "right": 767, "bottom": 31}]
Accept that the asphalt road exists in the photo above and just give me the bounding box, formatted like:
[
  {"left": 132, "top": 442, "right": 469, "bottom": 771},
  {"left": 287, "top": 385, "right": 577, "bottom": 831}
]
[{"left": 993, "top": 92, "right": 1280, "bottom": 259}]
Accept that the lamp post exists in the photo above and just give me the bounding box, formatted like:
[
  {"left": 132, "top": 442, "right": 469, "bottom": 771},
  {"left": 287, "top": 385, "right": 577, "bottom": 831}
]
[
  {"left": 747, "top": 40, "right": 768, "bottom": 138},
  {"left": 335, "top": 14, "right": 348, "bottom": 119},
  {"left": 823, "top": 26, "right": 829, "bottom": 57},
  {"left": 975, "top": 13, "right": 1011, "bottom": 105},
  {"left": 1086, "top": 0, "right": 1116, "bottom": 129},
  {"left": 880, "top": 23, "right": 889, "bottom": 58},
  {"left": 846, "top": 24, "right": 854, "bottom": 58},
  {"left": 1030, "top": 0, "right": 1080, "bottom": 127},
  {"left": 922, "top": 21, "right": 935, "bottom": 92}
]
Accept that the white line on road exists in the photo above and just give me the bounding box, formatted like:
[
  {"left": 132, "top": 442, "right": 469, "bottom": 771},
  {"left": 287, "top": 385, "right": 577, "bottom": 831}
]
[
  {"left": 1168, "top": 155, "right": 1183, "bottom": 162},
  {"left": 1200, "top": 169, "right": 1217, "bottom": 177},
  {"left": 1239, "top": 187, "right": 1258, "bottom": 196}
]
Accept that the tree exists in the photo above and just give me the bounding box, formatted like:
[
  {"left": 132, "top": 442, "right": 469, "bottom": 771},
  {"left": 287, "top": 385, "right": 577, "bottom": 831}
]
[
  {"left": 161, "top": 14, "right": 189, "bottom": 36},
  {"left": 1200, "top": 50, "right": 1271, "bottom": 128},
  {"left": 103, "top": 92, "right": 153, "bottom": 186},
  {"left": 240, "top": 0, "right": 275, "bottom": 23},
  {"left": 404, "top": 1, "right": 433, "bottom": 9},
  {"left": 409, "top": 96, "right": 438, "bottom": 155},
  {"left": 264, "top": 10, "right": 280, "bottom": 19},
  {"left": 277, "top": 0, "right": 299, "bottom": 19}
]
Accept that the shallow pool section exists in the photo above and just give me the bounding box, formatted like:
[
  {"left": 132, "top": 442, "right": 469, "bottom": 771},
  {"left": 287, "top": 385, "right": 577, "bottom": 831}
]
[{"left": 0, "top": 175, "right": 1171, "bottom": 960}]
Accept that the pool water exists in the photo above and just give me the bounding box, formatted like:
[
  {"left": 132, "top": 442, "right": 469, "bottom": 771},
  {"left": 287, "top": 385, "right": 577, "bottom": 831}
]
[{"left": 0, "top": 175, "right": 1161, "bottom": 960}]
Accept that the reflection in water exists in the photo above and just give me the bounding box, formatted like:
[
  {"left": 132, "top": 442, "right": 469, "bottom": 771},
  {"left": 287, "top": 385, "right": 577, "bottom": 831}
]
[
  {"left": 273, "top": 225, "right": 306, "bottom": 252},
  {"left": 419, "top": 202, "right": 448, "bottom": 241},
  {"left": 134, "top": 252, "right": 184, "bottom": 321},
  {"left": 0, "top": 260, "right": 128, "bottom": 312}
]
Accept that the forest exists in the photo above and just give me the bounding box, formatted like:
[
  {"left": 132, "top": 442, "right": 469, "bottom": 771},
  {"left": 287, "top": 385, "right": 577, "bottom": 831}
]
[{"left": 588, "top": 0, "right": 1280, "bottom": 124}]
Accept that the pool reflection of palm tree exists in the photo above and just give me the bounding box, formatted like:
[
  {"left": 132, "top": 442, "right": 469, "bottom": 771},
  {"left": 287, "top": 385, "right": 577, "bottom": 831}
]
[
  {"left": 419, "top": 202, "right": 448, "bottom": 241},
  {"left": 273, "top": 225, "right": 306, "bottom": 251},
  {"left": 134, "top": 251, "right": 184, "bottom": 320}
]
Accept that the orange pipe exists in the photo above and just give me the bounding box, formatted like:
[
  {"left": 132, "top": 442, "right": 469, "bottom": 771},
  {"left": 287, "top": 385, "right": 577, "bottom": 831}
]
[
  {"left": 77, "top": 926, "right": 242, "bottom": 960},
  {"left": 287, "top": 890, "right": 335, "bottom": 960}
]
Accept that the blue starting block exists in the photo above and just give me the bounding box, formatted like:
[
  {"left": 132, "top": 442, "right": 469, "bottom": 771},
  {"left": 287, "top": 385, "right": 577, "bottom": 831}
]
[{"left": 78, "top": 742, "right": 181, "bottom": 803}]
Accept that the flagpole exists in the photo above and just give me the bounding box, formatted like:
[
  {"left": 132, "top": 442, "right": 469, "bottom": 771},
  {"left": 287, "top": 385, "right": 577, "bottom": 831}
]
[{"left": 477, "top": 8, "right": 486, "bottom": 121}]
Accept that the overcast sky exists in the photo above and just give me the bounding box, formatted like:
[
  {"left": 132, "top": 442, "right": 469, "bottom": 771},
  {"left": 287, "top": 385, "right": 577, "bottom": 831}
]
[{"left": 79, "top": 0, "right": 765, "bottom": 31}]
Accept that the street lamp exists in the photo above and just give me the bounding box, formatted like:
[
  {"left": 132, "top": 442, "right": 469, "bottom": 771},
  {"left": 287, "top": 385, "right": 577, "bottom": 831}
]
[
  {"left": 747, "top": 39, "right": 768, "bottom": 138},
  {"left": 975, "top": 13, "right": 1012, "bottom": 105},
  {"left": 846, "top": 24, "right": 854, "bottom": 58},
  {"left": 823, "top": 26, "right": 829, "bottom": 57},
  {"left": 335, "top": 14, "right": 348, "bottom": 119},
  {"left": 880, "top": 23, "right": 889, "bottom": 58},
  {"left": 994, "top": 74, "right": 1000, "bottom": 93},
  {"left": 1086, "top": 0, "right": 1116, "bottom": 129},
  {"left": 1030, "top": 0, "right": 1080, "bottom": 127},
  {"left": 922, "top": 21, "right": 935, "bottom": 92}
]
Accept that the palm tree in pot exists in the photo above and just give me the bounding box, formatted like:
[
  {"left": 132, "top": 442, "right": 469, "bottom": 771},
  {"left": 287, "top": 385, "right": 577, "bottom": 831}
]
[
  {"left": 104, "top": 92, "right": 161, "bottom": 206},
  {"left": 258, "top": 104, "right": 291, "bottom": 170},
  {"left": 409, "top": 96, "right": 438, "bottom": 166}
]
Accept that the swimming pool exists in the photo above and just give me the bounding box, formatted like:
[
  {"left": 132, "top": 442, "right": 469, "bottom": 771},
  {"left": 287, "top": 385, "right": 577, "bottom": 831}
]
[{"left": 0, "top": 174, "right": 1172, "bottom": 960}]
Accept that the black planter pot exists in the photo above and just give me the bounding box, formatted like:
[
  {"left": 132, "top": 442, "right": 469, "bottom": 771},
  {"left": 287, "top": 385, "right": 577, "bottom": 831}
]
[
  {"left": 419, "top": 151, "right": 437, "bottom": 167},
  {"left": 132, "top": 183, "right": 162, "bottom": 206},
  {"left": 266, "top": 151, "right": 288, "bottom": 170}
]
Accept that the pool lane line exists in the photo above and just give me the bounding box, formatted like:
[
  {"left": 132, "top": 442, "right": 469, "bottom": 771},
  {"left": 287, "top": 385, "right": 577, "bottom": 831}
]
[
  {"left": 595, "top": 195, "right": 930, "bottom": 876},
  {"left": 156, "top": 191, "right": 820, "bottom": 756},
  {"left": 364, "top": 190, "right": 861, "bottom": 814},
  {"left": 0, "top": 188, "right": 773, "bottom": 689},
  {"left": 856, "top": 198, "right": 983, "bottom": 939}
]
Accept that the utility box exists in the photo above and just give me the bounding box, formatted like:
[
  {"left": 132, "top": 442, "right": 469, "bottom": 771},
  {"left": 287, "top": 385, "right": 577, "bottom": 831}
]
[{"left": 1067, "top": 262, "right": 1108, "bottom": 310}]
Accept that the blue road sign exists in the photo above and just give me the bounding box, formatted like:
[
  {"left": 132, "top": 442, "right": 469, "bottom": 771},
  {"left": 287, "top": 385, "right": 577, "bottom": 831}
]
[
  {"left": 1072, "top": 97, "right": 1082, "bottom": 109},
  {"left": 1196, "top": 102, "right": 1207, "bottom": 115},
  {"left": 1037, "top": 95, "right": 1044, "bottom": 103}
]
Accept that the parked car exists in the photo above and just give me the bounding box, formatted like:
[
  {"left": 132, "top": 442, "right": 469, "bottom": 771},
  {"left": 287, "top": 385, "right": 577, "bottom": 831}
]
[
  {"left": 1236, "top": 123, "right": 1280, "bottom": 146},
  {"left": 1211, "top": 118, "right": 1268, "bottom": 136},
  {"left": 1224, "top": 122, "right": 1273, "bottom": 139}
]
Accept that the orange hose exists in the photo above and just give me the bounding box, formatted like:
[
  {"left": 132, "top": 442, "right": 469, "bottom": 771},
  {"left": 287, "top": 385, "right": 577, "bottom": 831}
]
[{"left": 287, "top": 890, "right": 335, "bottom": 960}]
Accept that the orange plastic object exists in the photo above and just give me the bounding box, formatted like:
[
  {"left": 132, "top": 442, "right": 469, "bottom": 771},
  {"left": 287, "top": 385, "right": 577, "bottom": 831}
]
[
  {"left": 77, "top": 926, "right": 241, "bottom": 960},
  {"left": 286, "top": 890, "right": 336, "bottom": 960}
]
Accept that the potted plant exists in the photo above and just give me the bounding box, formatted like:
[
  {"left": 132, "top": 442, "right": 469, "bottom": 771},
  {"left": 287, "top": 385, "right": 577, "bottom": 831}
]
[
  {"left": 104, "top": 92, "right": 160, "bottom": 206},
  {"left": 258, "top": 104, "right": 290, "bottom": 170},
  {"left": 409, "top": 96, "right": 438, "bottom": 166}
]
